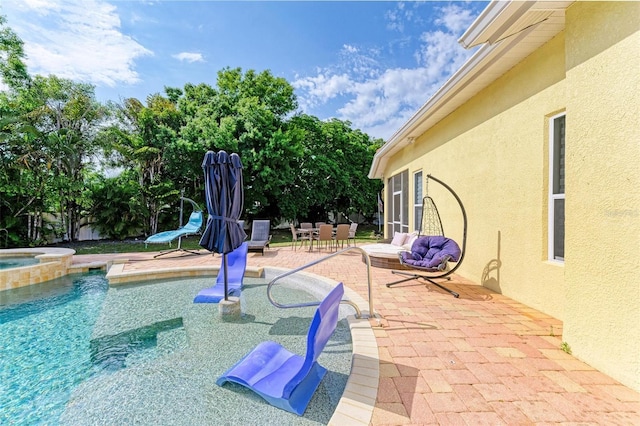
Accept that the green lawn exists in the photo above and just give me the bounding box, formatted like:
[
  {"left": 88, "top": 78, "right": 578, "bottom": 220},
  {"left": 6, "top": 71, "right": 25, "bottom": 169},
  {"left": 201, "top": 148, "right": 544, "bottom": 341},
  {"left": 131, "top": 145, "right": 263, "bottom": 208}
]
[{"left": 58, "top": 224, "right": 383, "bottom": 255}]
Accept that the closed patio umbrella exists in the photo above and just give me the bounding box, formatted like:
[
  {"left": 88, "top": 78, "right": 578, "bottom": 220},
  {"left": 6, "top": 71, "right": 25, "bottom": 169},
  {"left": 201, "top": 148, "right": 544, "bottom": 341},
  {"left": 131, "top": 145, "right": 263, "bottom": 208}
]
[{"left": 199, "top": 150, "right": 247, "bottom": 300}]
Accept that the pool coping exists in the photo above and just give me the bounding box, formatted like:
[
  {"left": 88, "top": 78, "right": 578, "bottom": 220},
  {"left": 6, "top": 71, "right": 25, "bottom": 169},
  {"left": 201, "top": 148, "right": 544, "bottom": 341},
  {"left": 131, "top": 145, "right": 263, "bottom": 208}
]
[
  {"left": 105, "top": 262, "right": 378, "bottom": 425},
  {"left": 0, "top": 247, "right": 76, "bottom": 258}
]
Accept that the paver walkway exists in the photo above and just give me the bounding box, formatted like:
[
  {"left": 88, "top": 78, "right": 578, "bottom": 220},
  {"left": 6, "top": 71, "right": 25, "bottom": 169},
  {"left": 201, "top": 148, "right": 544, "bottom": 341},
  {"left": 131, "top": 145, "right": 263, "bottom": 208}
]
[{"left": 75, "top": 245, "right": 640, "bottom": 425}]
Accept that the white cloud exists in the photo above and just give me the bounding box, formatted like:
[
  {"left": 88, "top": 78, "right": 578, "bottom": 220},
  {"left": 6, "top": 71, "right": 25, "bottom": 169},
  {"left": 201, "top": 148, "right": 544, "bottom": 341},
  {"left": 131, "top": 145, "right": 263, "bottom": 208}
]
[
  {"left": 293, "top": 3, "right": 478, "bottom": 140},
  {"left": 11, "top": 0, "right": 58, "bottom": 14},
  {"left": 1, "top": 0, "right": 152, "bottom": 87},
  {"left": 385, "top": 2, "right": 425, "bottom": 33},
  {"left": 342, "top": 44, "right": 358, "bottom": 54},
  {"left": 414, "top": 30, "right": 469, "bottom": 78},
  {"left": 292, "top": 73, "right": 352, "bottom": 111},
  {"left": 436, "top": 4, "right": 477, "bottom": 34},
  {"left": 337, "top": 67, "right": 442, "bottom": 126},
  {"left": 172, "top": 52, "right": 204, "bottom": 63},
  {"left": 385, "top": 8, "right": 404, "bottom": 33}
]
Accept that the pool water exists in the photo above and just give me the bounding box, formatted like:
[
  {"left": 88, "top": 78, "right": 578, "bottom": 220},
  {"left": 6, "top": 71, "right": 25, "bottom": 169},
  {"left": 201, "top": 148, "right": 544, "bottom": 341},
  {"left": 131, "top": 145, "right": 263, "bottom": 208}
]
[
  {"left": 0, "top": 272, "right": 352, "bottom": 425},
  {"left": 0, "top": 272, "right": 108, "bottom": 424},
  {"left": 0, "top": 256, "right": 39, "bottom": 270}
]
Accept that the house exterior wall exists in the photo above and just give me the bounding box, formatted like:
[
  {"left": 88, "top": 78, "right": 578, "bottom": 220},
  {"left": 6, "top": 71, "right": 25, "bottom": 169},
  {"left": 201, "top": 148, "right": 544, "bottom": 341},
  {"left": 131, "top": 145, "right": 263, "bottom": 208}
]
[
  {"left": 562, "top": 1, "right": 640, "bottom": 392},
  {"left": 380, "top": 1, "right": 639, "bottom": 391},
  {"left": 384, "top": 32, "right": 567, "bottom": 318}
]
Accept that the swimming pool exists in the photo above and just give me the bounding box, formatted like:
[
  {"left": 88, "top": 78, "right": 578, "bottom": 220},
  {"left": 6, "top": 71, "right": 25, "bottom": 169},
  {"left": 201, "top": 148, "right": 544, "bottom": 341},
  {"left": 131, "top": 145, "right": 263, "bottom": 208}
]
[{"left": 0, "top": 272, "right": 353, "bottom": 425}]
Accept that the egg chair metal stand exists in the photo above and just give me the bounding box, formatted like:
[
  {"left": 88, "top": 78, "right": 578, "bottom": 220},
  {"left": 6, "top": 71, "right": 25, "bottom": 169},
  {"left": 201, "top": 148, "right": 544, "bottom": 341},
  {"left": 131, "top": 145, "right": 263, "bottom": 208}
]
[{"left": 386, "top": 174, "right": 467, "bottom": 298}]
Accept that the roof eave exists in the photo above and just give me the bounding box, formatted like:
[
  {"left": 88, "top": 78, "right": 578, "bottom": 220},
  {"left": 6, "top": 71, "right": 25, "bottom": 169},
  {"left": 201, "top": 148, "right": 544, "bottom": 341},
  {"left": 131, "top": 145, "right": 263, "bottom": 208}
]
[
  {"left": 368, "top": 0, "right": 573, "bottom": 181},
  {"left": 368, "top": 42, "right": 496, "bottom": 180},
  {"left": 459, "top": 1, "right": 535, "bottom": 48}
]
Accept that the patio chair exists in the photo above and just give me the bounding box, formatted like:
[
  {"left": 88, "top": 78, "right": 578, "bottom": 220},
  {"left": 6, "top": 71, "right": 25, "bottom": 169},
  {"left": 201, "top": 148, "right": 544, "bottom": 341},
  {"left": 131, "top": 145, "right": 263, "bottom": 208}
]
[
  {"left": 216, "top": 283, "right": 344, "bottom": 415},
  {"left": 347, "top": 223, "right": 358, "bottom": 246},
  {"left": 289, "top": 224, "right": 305, "bottom": 250},
  {"left": 314, "top": 224, "right": 334, "bottom": 252},
  {"left": 299, "top": 222, "right": 313, "bottom": 229},
  {"left": 334, "top": 224, "right": 350, "bottom": 249},
  {"left": 144, "top": 197, "right": 203, "bottom": 258},
  {"left": 246, "top": 220, "right": 272, "bottom": 255},
  {"left": 193, "top": 242, "right": 248, "bottom": 303}
]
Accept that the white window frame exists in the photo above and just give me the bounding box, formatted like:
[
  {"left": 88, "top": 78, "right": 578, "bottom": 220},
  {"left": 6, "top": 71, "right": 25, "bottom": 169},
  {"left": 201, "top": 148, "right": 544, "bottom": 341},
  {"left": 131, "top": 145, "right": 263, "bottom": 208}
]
[
  {"left": 548, "top": 113, "right": 565, "bottom": 262},
  {"left": 386, "top": 170, "right": 409, "bottom": 236},
  {"left": 413, "top": 171, "right": 423, "bottom": 232}
]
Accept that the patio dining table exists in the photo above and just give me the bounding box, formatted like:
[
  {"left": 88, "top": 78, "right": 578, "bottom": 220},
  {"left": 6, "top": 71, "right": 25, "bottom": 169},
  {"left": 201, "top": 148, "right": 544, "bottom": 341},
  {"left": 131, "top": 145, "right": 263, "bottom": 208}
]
[{"left": 297, "top": 227, "right": 337, "bottom": 252}]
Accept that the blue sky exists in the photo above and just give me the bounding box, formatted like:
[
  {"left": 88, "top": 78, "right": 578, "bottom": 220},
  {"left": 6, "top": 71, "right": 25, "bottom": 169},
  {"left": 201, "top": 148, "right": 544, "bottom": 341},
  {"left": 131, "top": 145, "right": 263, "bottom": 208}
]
[{"left": 1, "top": 1, "right": 487, "bottom": 140}]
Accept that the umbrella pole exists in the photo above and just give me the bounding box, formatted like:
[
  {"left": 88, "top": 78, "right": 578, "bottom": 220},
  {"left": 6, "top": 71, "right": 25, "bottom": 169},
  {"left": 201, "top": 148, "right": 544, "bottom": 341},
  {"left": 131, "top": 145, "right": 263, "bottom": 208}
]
[{"left": 223, "top": 253, "right": 229, "bottom": 301}]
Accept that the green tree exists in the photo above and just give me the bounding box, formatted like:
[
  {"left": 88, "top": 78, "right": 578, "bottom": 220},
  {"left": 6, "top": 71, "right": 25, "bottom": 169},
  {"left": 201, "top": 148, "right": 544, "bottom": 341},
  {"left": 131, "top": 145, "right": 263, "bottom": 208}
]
[
  {"left": 0, "top": 15, "right": 30, "bottom": 91},
  {"left": 2, "top": 14, "right": 383, "bottom": 246},
  {"left": 102, "top": 94, "right": 184, "bottom": 235},
  {"left": 320, "top": 118, "right": 383, "bottom": 219},
  {"left": 2, "top": 15, "right": 107, "bottom": 245},
  {"left": 0, "top": 111, "right": 48, "bottom": 245},
  {"left": 88, "top": 171, "right": 146, "bottom": 239},
  {"left": 176, "top": 70, "right": 381, "bottom": 225},
  {"left": 177, "top": 68, "right": 301, "bottom": 220},
  {"left": 25, "top": 75, "right": 107, "bottom": 241},
  {"left": 285, "top": 115, "right": 383, "bottom": 223},
  {"left": 0, "top": 16, "right": 35, "bottom": 245}
]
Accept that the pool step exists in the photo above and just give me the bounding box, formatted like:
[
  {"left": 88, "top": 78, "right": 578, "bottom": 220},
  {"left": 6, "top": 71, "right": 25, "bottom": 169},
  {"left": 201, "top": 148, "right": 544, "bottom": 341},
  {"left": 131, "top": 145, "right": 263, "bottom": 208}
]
[
  {"left": 69, "top": 261, "right": 108, "bottom": 274},
  {"left": 106, "top": 263, "right": 264, "bottom": 286}
]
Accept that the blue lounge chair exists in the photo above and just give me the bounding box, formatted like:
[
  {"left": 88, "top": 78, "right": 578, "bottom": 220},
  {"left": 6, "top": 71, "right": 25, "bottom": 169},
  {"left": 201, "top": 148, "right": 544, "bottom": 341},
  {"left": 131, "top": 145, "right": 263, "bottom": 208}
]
[
  {"left": 216, "top": 282, "right": 344, "bottom": 415},
  {"left": 193, "top": 242, "right": 248, "bottom": 303},
  {"left": 145, "top": 198, "right": 204, "bottom": 258}
]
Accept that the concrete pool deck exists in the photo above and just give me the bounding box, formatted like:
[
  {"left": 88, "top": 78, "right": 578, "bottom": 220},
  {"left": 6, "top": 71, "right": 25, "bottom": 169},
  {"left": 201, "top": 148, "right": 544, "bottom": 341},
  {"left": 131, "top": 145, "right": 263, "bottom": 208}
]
[{"left": 73, "top": 246, "right": 640, "bottom": 425}]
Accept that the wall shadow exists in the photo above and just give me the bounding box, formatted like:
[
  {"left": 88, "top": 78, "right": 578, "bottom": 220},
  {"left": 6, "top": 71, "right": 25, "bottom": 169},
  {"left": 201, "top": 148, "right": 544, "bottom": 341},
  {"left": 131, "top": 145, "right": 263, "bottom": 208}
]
[{"left": 481, "top": 230, "right": 502, "bottom": 293}]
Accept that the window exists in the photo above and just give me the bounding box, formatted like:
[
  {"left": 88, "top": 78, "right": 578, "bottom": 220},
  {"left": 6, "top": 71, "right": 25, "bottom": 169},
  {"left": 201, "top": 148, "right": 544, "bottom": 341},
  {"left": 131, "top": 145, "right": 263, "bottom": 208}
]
[
  {"left": 549, "top": 113, "right": 565, "bottom": 261},
  {"left": 414, "top": 171, "right": 423, "bottom": 232},
  {"left": 386, "top": 170, "right": 409, "bottom": 236}
]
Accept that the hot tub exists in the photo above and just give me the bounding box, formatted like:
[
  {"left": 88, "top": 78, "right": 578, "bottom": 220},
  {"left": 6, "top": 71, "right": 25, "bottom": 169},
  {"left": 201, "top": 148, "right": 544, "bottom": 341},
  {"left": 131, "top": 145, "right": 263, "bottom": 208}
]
[{"left": 0, "top": 248, "right": 75, "bottom": 291}]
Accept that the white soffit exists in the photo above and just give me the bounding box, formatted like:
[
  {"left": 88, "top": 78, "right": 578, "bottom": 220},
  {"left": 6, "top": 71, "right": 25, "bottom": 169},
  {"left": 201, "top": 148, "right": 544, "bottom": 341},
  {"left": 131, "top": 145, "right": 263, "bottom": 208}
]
[
  {"left": 459, "top": 1, "right": 572, "bottom": 48},
  {"left": 369, "top": 0, "right": 573, "bottom": 179}
]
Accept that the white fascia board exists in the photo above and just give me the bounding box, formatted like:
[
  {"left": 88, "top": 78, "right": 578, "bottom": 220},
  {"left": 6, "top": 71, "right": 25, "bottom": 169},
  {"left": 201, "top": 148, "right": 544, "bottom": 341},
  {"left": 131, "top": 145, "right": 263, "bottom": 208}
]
[
  {"left": 459, "top": 0, "right": 574, "bottom": 48},
  {"left": 459, "top": 0, "right": 519, "bottom": 48}
]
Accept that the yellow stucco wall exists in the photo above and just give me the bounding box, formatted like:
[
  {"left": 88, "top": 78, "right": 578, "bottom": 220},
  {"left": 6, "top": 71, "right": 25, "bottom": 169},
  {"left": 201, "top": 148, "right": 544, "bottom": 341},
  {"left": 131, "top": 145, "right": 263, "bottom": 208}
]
[
  {"left": 384, "top": 32, "right": 567, "bottom": 319},
  {"left": 380, "top": 1, "right": 639, "bottom": 391},
  {"left": 562, "top": 1, "right": 640, "bottom": 392}
]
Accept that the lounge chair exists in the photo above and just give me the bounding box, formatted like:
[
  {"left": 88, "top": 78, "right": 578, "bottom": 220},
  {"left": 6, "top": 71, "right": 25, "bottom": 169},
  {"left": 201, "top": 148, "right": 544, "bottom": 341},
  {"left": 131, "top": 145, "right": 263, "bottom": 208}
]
[
  {"left": 216, "top": 283, "right": 344, "bottom": 415},
  {"left": 145, "top": 203, "right": 204, "bottom": 258},
  {"left": 246, "top": 220, "right": 271, "bottom": 255},
  {"left": 193, "top": 242, "right": 248, "bottom": 303}
]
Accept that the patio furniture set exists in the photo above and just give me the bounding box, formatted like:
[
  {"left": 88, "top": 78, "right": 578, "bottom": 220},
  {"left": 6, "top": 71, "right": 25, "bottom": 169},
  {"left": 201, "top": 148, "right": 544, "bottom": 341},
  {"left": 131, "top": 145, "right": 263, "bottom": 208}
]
[{"left": 290, "top": 222, "right": 357, "bottom": 252}]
